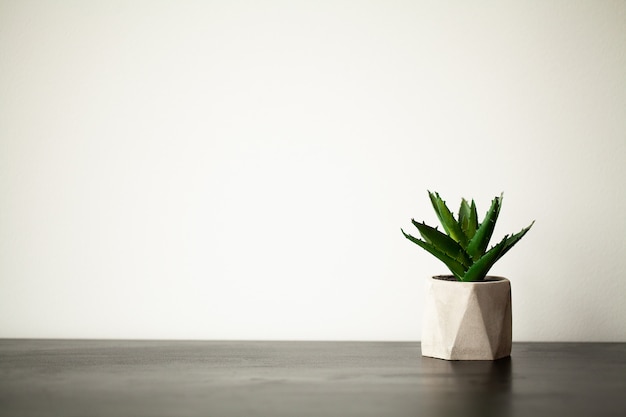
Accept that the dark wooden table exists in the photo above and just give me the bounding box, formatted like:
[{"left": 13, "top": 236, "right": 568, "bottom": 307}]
[{"left": 1, "top": 340, "right": 624, "bottom": 417}]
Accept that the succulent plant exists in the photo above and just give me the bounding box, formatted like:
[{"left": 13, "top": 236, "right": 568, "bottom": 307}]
[{"left": 402, "top": 191, "right": 534, "bottom": 282}]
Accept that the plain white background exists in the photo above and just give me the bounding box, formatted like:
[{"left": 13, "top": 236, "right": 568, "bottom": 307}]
[{"left": 1, "top": 0, "right": 625, "bottom": 341}]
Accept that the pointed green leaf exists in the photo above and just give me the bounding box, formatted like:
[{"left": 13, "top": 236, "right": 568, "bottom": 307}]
[
  {"left": 428, "top": 190, "right": 443, "bottom": 219},
  {"left": 458, "top": 198, "right": 477, "bottom": 242},
  {"left": 428, "top": 191, "right": 467, "bottom": 246},
  {"left": 458, "top": 198, "right": 470, "bottom": 228},
  {"left": 461, "top": 236, "right": 508, "bottom": 282},
  {"left": 411, "top": 220, "right": 472, "bottom": 268},
  {"left": 468, "top": 199, "right": 478, "bottom": 240},
  {"left": 461, "top": 221, "right": 533, "bottom": 282},
  {"left": 498, "top": 221, "right": 534, "bottom": 260},
  {"left": 401, "top": 229, "right": 465, "bottom": 280},
  {"left": 466, "top": 194, "right": 502, "bottom": 260}
]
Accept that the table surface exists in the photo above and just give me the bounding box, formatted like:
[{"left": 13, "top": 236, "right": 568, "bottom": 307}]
[{"left": 1, "top": 340, "right": 625, "bottom": 417}]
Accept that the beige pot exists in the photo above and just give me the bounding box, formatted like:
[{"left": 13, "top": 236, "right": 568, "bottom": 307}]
[{"left": 421, "top": 275, "right": 512, "bottom": 361}]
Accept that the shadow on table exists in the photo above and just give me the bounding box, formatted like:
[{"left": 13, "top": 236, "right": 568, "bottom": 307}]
[{"left": 419, "top": 356, "right": 512, "bottom": 417}]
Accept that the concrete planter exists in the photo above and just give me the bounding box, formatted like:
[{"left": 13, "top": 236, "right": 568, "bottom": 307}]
[{"left": 421, "top": 275, "right": 512, "bottom": 361}]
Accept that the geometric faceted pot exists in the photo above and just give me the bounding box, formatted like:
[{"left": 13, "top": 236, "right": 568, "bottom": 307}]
[{"left": 421, "top": 276, "right": 512, "bottom": 361}]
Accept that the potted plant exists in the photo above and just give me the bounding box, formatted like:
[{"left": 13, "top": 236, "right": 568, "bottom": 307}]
[{"left": 402, "top": 191, "right": 533, "bottom": 360}]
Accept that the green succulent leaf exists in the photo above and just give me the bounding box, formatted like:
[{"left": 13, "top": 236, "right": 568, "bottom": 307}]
[
  {"left": 458, "top": 198, "right": 478, "bottom": 242},
  {"left": 402, "top": 191, "right": 533, "bottom": 282},
  {"left": 498, "top": 221, "right": 535, "bottom": 259},
  {"left": 411, "top": 220, "right": 472, "bottom": 268},
  {"left": 461, "top": 221, "right": 534, "bottom": 282},
  {"left": 469, "top": 200, "right": 478, "bottom": 240},
  {"left": 458, "top": 199, "right": 470, "bottom": 231},
  {"left": 461, "top": 236, "right": 508, "bottom": 282},
  {"left": 466, "top": 194, "right": 502, "bottom": 260},
  {"left": 401, "top": 229, "right": 466, "bottom": 280},
  {"left": 428, "top": 191, "right": 467, "bottom": 246}
]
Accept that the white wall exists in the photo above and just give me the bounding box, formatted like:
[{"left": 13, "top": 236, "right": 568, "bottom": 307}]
[{"left": 1, "top": 0, "right": 625, "bottom": 341}]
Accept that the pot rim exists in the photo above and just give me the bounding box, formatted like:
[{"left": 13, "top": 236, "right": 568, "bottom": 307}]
[{"left": 431, "top": 275, "right": 510, "bottom": 284}]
